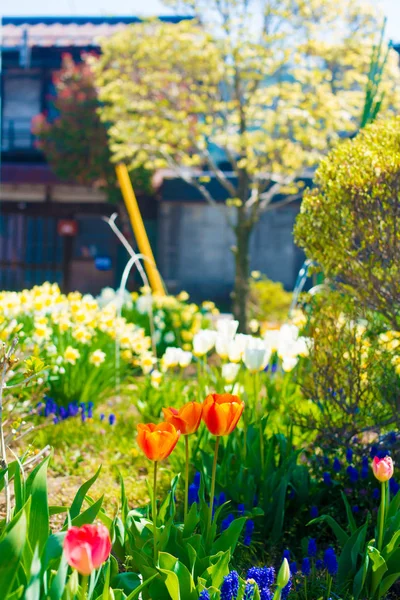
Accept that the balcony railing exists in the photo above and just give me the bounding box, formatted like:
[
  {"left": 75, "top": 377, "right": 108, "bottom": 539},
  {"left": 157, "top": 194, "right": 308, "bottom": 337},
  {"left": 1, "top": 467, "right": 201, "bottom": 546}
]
[{"left": 1, "top": 118, "right": 38, "bottom": 152}]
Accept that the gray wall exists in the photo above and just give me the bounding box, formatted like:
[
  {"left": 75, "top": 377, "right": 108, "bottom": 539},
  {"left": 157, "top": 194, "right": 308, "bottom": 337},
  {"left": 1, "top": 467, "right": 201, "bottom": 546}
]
[{"left": 158, "top": 202, "right": 303, "bottom": 304}]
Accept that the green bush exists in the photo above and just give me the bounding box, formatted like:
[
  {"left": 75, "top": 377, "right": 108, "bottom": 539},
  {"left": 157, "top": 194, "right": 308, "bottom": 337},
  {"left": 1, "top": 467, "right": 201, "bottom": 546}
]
[
  {"left": 295, "top": 117, "right": 400, "bottom": 330},
  {"left": 296, "top": 290, "right": 400, "bottom": 442},
  {"left": 248, "top": 274, "right": 292, "bottom": 324}
]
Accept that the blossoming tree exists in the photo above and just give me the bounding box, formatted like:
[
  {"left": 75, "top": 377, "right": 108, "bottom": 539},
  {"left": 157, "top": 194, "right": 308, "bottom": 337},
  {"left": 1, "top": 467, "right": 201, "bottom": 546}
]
[
  {"left": 32, "top": 53, "right": 152, "bottom": 203},
  {"left": 92, "top": 0, "right": 400, "bottom": 330}
]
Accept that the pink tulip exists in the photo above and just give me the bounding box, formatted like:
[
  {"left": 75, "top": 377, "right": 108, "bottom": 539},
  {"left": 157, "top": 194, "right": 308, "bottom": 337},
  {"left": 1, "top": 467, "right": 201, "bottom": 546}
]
[
  {"left": 372, "top": 456, "right": 394, "bottom": 483},
  {"left": 63, "top": 524, "right": 111, "bottom": 575}
]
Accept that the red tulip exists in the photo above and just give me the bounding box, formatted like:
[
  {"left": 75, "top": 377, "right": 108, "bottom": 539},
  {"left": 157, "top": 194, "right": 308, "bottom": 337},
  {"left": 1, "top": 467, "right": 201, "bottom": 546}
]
[
  {"left": 163, "top": 401, "right": 203, "bottom": 435},
  {"left": 202, "top": 393, "right": 244, "bottom": 436},
  {"left": 137, "top": 422, "right": 181, "bottom": 461},
  {"left": 372, "top": 456, "right": 394, "bottom": 482},
  {"left": 63, "top": 524, "right": 111, "bottom": 575}
]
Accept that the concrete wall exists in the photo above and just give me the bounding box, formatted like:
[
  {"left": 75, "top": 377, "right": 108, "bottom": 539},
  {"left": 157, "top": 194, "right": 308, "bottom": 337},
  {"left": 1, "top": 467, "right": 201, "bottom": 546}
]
[{"left": 158, "top": 201, "right": 304, "bottom": 304}]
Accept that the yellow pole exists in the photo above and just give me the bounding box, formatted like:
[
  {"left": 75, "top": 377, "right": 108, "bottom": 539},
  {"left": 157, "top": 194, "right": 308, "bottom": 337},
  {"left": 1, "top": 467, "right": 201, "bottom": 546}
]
[{"left": 115, "top": 163, "right": 165, "bottom": 295}]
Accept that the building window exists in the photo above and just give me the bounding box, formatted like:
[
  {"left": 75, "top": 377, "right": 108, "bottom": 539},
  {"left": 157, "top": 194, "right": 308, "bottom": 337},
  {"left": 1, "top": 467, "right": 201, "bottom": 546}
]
[{"left": 2, "top": 71, "right": 42, "bottom": 150}]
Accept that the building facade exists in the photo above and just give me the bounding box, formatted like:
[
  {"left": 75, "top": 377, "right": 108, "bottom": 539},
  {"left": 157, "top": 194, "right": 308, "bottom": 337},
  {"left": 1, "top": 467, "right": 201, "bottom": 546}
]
[
  {"left": 0, "top": 16, "right": 175, "bottom": 294},
  {"left": 3, "top": 17, "right": 390, "bottom": 302}
]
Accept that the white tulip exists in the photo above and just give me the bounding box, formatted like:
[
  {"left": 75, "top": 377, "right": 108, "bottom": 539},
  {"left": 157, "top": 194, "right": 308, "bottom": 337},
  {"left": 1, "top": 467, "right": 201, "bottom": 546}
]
[
  {"left": 215, "top": 334, "right": 232, "bottom": 359},
  {"left": 222, "top": 362, "right": 240, "bottom": 383},
  {"left": 216, "top": 318, "right": 239, "bottom": 339},
  {"left": 294, "top": 336, "right": 313, "bottom": 357},
  {"left": 228, "top": 333, "right": 251, "bottom": 362},
  {"left": 264, "top": 329, "right": 281, "bottom": 352},
  {"left": 193, "top": 330, "right": 217, "bottom": 356},
  {"left": 179, "top": 351, "right": 192, "bottom": 368},
  {"left": 282, "top": 356, "right": 298, "bottom": 372},
  {"left": 163, "top": 347, "right": 182, "bottom": 368},
  {"left": 243, "top": 337, "right": 271, "bottom": 373}
]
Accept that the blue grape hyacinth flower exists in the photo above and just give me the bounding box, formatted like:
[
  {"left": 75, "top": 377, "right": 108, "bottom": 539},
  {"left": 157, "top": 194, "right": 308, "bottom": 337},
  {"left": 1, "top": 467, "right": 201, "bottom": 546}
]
[
  {"left": 324, "top": 548, "right": 338, "bottom": 576},
  {"left": 220, "top": 571, "right": 239, "bottom": 600},
  {"left": 308, "top": 537, "right": 317, "bottom": 557}
]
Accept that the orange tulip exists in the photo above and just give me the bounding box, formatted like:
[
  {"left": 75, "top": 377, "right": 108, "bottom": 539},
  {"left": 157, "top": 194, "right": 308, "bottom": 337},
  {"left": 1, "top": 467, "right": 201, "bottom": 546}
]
[
  {"left": 202, "top": 393, "right": 244, "bottom": 436},
  {"left": 163, "top": 402, "right": 203, "bottom": 435},
  {"left": 137, "top": 422, "right": 180, "bottom": 461}
]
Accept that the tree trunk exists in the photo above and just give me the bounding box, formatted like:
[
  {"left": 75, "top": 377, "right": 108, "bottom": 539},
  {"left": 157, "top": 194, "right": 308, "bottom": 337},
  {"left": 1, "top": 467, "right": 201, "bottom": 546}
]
[{"left": 232, "top": 219, "right": 252, "bottom": 333}]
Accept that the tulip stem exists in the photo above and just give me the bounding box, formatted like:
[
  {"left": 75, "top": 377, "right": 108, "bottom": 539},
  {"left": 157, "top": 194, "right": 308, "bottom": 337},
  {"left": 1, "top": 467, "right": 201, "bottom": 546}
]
[
  {"left": 79, "top": 575, "right": 89, "bottom": 600},
  {"left": 153, "top": 461, "right": 158, "bottom": 566},
  {"left": 184, "top": 435, "right": 189, "bottom": 521},
  {"left": 377, "top": 481, "right": 386, "bottom": 552},
  {"left": 326, "top": 574, "right": 332, "bottom": 600},
  {"left": 253, "top": 371, "right": 264, "bottom": 473},
  {"left": 207, "top": 436, "right": 220, "bottom": 542}
]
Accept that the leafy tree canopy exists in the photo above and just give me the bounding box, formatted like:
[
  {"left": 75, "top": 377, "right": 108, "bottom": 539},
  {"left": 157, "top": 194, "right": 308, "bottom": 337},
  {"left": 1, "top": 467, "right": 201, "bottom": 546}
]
[{"left": 295, "top": 116, "right": 400, "bottom": 329}]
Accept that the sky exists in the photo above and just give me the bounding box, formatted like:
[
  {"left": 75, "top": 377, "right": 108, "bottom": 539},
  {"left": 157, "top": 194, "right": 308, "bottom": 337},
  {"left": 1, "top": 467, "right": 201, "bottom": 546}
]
[{"left": 0, "top": 0, "right": 400, "bottom": 42}]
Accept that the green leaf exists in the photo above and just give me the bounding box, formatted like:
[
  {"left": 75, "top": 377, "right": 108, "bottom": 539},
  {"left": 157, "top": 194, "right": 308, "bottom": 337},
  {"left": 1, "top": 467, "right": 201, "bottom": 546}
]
[
  {"left": 125, "top": 574, "right": 158, "bottom": 600},
  {"left": 67, "top": 495, "right": 104, "bottom": 528},
  {"left": 308, "top": 515, "right": 349, "bottom": 547},
  {"left": 211, "top": 517, "right": 245, "bottom": 556},
  {"left": 341, "top": 491, "right": 357, "bottom": 535},
  {"left": 49, "top": 506, "right": 68, "bottom": 516},
  {"left": 111, "top": 572, "right": 141, "bottom": 594},
  {"left": 0, "top": 508, "right": 27, "bottom": 597},
  {"left": 102, "top": 561, "right": 111, "bottom": 599},
  {"left": 270, "top": 476, "right": 289, "bottom": 543},
  {"left": 183, "top": 502, "right": 200, "bottom": 538},
  {"left": 353, "top": 554, "right": 369, "bottom": 600},
  {"left": 41, "top": 531, "right": 65, "bottom": 575},
  {"left": 367, "top": 546, "right": 388, "bottom": 597},
  {"left": 204, "top": 550, "right": 230, "bottom": 589},
  {"left": 383, "top": 530, "right": 400, "bottom": 559},
  {"left": 49, "top": 553, "right": 69, "bottom": 600},
  {"left": 25, "top": 455, "right": 51, "bottom": 554},
  {"left": 65, "top": 466, "right": 102, "bottom": 525},
  {"left": 379, "top": 572, "right": 400, "bottom": 597},
  {"left": 337, "top": 522, "right": 368, "bottom": 590},
  {"left": 25, "top": 545, "right": 42, "bottom": 600},
  {"left": 6, "top": 586, "right": 24, "bottom": 600},
  {"left": 387, "top": 488, "right": 400, "bottom": 521},
  {"left": 13, "top": 463, "right": 24, "bottom": 514}
]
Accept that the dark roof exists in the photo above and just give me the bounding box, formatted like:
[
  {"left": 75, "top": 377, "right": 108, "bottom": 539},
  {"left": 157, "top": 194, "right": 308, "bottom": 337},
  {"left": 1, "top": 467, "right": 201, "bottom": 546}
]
[
  {"left": 2, "top": 16, "right": 189, "bottom": 25},
  {"left": 1, "top": 15, "right": 191, "bottom": 49}
]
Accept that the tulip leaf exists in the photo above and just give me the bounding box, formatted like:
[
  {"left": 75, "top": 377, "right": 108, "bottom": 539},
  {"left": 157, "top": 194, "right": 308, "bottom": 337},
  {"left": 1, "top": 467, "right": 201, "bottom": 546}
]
[
  {"left": 41, "top": 531, "right": 66, "bottom": 574},
  {"left": 67, "top": 495, "right": 104, "bottom": 528},
  {"left": 379, "top": 572, "right": 400, "bottom": 597},
  {"left": 341, "top": 491, "right": 357, "bottom": 535},
  {"left": 203, "top": 550, "right": 230, "bottom": 589},
  {"left": 111, "top": 572, "right": 141, "bottom": 594},
  {"left": 211, "top": 517, "right": 245, "bottom": 556},
  {"left": 49, "top": 553, "right": 69, "bottom": 600},
  {"left": 49, "top": 506, "right": 68, "bottom": 516},
  {"left": 383, "top": 530, "right": 400, "bottom": 559},
  {"left": 353, "top": 553, "right": 369, "bottom": 600},
  {"left": 25, "top": 455, "right": 51, "bottom": 554},
  {"left": 387, "top": 488, "right": 400, "bottom": 521},
  {"left": 7, "top": 586, "right": 24, "bottom": 600},
  {"left": 308, "top": 515, "right": 349, "bottom": 547},
  {"left": 24, "top": 545, "right": 42, "bottom": 600},
  {"left": 0, "top": 507, "right": 27, "bottom": 597},
  {"left": 183, "top": 502, "right": 200, "bottom": 538},
  {"left": 64, "top": 465, "right": 102, "bottom": 525},
  {"left": 157, "top": 553, "right": 197, "bottom": 600},
  {"left": 125, "top": 573, "right": 157, "bottom": 600},
  {"left": 337, "top": 523, "right": 368, "bottom": 590},
  {"left": 367, "top": 546, "right": 388, "bottom": 596}
]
